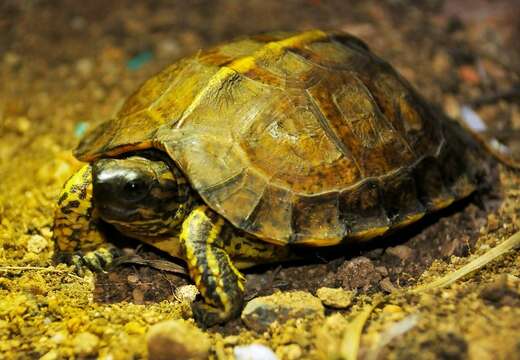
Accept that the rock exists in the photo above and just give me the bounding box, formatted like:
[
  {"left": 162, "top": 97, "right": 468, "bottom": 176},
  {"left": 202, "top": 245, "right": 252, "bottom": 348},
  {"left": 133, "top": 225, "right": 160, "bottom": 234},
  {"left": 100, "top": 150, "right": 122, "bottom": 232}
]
[
  {"left": 382, "top": 304, "right": 403, "bottom": 314},
  {"left": 276, "top": 344, "right": 302, "bottom": 360},
  {"left": 72, "top": 332, "right": 99, "bottom": 357},
  {"left": 316, "top": 287, "right": 354, "bottom": 309},
  {"left": 27, "top": 235, "right": 48, "bottom": 254},
  {"left": 379, "top": 277, "right": 398, "bottom": 293},
  {"left": 432, "top": 51, "right": 452, "bottom": 75},
  {"left": 337, "top": 257, "right": 381, "bottom": 291},
  {"left": 75, "top": 58, "right": 94, "bottom": 77},
  {"left": 241, "top": 291, "right": 324, "bottom": 332},
  {"left": 375, "top": 266, "right": 389, "bottom": 277},
  {"left": 385, "top": 245, "right": 414, "bottom": 262},
  {"left": 443, "top": 95, "right": 461, "bottom": 119},
  {"left": 458, "top": 65, "right": 480, "bottom": 85},
  {"left": 479, "top": 274, "right": 520, "bottom": 307},
  {"left": 234, "top": 344, "right": 278, "bottom": 360},
  {"left": 146, "top": 319, "right": 210, "bottom": 360},
  {"left": 175, "top": 284, "right": 199, "bottom": 303}
]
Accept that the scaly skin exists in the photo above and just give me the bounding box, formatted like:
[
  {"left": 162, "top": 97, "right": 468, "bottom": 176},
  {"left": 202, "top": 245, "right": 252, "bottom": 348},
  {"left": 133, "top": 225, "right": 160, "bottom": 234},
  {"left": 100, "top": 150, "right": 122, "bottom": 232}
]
[{"left": 53, "top": 161, "right": 293, "bottom": 325}]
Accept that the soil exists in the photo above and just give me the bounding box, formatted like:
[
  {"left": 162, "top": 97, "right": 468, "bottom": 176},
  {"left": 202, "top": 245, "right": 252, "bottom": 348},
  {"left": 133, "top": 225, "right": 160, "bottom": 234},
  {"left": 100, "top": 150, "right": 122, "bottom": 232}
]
[{"left": 1, "top": 1, "right": 519, "bottom": 359}]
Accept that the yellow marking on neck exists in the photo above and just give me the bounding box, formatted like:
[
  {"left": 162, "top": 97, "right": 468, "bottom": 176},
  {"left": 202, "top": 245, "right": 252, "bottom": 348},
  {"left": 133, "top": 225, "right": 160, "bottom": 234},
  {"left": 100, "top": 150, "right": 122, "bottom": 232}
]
[{"left": 176, "top": 30, "right": 328, "bottom": 128}]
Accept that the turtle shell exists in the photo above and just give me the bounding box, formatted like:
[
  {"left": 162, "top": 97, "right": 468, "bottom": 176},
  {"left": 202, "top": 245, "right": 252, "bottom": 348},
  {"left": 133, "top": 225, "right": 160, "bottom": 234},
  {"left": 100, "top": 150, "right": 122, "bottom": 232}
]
[{"left": 76, "top": 30, "right": 483, "bottom": 246}]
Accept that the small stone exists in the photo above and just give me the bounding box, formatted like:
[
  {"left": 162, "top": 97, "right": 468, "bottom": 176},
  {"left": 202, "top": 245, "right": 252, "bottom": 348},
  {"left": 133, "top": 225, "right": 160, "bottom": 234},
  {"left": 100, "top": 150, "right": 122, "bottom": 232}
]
[
  {"left": 75, "top": 58, "right": 94, "bottom": 77},
  {"left": 486, "top": 213, "right": 499, "bottom": 231},
  {"left": 316, "top": 287, "right": 354, "bottom": 309},
  {"left": 234, "top": 344, "right": 278, "bottom": 360},
  {"left": 157, "top": 39, "right": 181, "bottom": 57},
  {"left": 385, "top": 245, "right": 414, "bottom": 261},
  {"left": 276, "top": 344, "right": 302, "bottom": 360},
  {"left": 458, "top": 65, "right": 480, "bottom": 85},
  {"left": 73, "top": 332, "right": 99, "bottom": 357},
  {"left": 375, "top": 266, "right": 389, "bottom": 277},
  {"left": 40, "top": 350, "right": 58, "bottom": 360},
  {"left": 127, "top": 274, "right": 139, "bottom": 283},
  {"left": 379, "top": 277, "right": 398, "bottom": 293},
  {"left": 479, "top": 274, "right": 520, "bottom": 307},
  {"left": 337, "top": 257, "right": 381, "bottom": 290},
  {"left": 241, "top": 291, "right": 324, "bottom": 332},
  {"left": 124, "top": 321, "right": 146, "bottom": 335},
  {"left": 16, "top": 116, "right": 31, "bottom": 134},
  {"left": 147, "top": 319, "right": 210, "bottom": 360},
  {"left": 382, "top": 304, "right": 403, "bottom": 314},
  {"left": 432, "top": 51, "right": 452, "bottom": 75},
  {"left": 175, "top": 285, "right": 199, "bottom": 303},
  {"left": 27, "top": 234, "right": 48, "bottom": 254},
  {"left": 4, "top": 52, "right": 20, "bottom": 66},
  {"left": 50, "top": 331, "right": 67, "bottom": 344},
  {"left": 223, "top": 335, "right": 240, "bottom": 346},
  {"left": 132, "top": 288, "right": 144, "bottom": 304},
  {"left": 443, "top": 95, "right": 461, "bottom": 119}
]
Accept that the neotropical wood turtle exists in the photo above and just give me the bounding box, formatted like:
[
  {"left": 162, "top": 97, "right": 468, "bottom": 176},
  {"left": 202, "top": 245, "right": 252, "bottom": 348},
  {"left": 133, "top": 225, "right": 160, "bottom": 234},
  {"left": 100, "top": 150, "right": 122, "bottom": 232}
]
[{"left": 53, "top": 30, "right": 485, "bottom": 325}]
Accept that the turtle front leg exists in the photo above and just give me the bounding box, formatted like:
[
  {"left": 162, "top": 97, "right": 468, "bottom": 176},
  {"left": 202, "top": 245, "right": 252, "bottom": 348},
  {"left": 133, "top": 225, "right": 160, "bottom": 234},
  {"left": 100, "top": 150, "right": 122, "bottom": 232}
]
[
  {"left": 180, "top": 205, "right": 245, "bottom": 326},
  {"left": 53, "top": 164, "right": 117, "bottom": 273}
]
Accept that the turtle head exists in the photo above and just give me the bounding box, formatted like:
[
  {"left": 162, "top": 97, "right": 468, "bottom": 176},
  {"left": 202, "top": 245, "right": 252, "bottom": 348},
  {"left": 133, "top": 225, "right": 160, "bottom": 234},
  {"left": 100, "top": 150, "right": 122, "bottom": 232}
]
[{"left": 92, "top": 155, "right": 191, "bottom": 238}]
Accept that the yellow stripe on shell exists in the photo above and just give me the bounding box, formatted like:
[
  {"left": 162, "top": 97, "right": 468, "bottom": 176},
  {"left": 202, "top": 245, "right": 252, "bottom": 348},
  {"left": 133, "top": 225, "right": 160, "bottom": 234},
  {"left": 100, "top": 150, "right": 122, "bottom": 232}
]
[{"left": 175, "top": 30, "right": 328, "bottom": 129}]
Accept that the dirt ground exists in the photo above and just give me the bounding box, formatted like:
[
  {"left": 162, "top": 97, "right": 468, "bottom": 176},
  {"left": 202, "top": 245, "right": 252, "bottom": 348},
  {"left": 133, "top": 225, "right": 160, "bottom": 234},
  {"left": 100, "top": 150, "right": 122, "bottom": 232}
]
[{"left": 1, "top": 1, "right": 519, "bottom": 359}]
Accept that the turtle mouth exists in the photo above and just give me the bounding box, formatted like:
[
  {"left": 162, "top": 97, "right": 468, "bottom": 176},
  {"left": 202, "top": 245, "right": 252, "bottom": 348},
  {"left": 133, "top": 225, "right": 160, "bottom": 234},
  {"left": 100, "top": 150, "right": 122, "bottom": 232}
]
[{"left": 98, "top": 203, "right": 140, "bottom": 223}]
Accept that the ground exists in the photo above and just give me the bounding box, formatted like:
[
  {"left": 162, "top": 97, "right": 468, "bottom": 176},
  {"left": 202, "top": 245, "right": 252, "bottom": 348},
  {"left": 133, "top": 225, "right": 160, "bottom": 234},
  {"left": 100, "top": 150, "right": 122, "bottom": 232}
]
[{"left": 1, "top": 1, "right": 519, "bottom": 359}]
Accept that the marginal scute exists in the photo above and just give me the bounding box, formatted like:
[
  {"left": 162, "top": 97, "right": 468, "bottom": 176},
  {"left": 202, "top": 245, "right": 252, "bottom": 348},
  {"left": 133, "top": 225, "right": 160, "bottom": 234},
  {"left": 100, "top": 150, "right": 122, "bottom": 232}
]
[
  {"left": 339, "top": 179, "right": 390, "bottom": 239},
  {"left": 379, "top": 170, "right": 426, "bottom": 225},
  {"left": 76, "top": 30, "right": 483, "bottom": 246},
  {"left": 291, "top": 192, "right": 344, "bottom": 245}
]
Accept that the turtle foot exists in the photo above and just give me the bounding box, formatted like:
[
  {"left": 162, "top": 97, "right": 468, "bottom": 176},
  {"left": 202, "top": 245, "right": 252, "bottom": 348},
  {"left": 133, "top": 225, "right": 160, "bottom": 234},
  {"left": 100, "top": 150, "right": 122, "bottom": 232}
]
[{"left": 70, "top": 246, "right": 120, "bottom": 276}]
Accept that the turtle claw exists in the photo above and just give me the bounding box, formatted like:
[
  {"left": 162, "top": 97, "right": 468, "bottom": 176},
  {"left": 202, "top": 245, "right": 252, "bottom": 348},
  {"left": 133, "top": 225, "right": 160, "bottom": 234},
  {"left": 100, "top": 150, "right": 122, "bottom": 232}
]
[
  {"left": 71, "top": 246, "right": 120, "bottom": 276},
  {"left": 191, "top": 302, "right": 228, "bottom": 328}
]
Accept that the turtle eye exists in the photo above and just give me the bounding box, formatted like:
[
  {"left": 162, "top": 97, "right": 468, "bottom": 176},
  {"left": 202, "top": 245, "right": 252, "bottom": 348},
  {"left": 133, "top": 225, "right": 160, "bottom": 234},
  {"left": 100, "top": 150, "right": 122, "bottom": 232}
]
[{"left": 122, "top": 178, "right": 149, "bottom": 202}]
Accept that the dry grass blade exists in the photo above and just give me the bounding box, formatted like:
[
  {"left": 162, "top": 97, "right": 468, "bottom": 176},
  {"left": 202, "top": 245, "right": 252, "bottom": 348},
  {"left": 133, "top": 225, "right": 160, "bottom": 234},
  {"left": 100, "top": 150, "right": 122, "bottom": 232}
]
[
  {"left": 0, "top": 265, "right": 85, "bottom": 281},
  {"left": 411, "top": 230, "right": 520, "bottom": 293},
  {"left": 340, "top": 299, "right": 381, "bottom": 360},
  {"left": 112, "top": 255, "right": 188, "bottom": 275}
]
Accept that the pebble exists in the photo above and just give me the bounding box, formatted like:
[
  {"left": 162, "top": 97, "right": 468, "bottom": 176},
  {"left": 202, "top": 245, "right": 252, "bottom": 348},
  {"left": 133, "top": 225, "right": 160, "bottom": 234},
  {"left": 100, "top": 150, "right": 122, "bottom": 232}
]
[
  {"left": 379, "top": 277, "right": 398, "bottom": 293},
  {"left": 27, "top": 234, "right": 48, "bottom": 254},
  {"left": 147, "top": 320, "right": 210, "bottom": 360},
  {"left": 157, "top": 39, "right": 181, "bottom": 58},
  {"left": 479, "top": 274, "right": 520, "bottom": 307},
  {"left": 175, "top": 284, "right": 199, "bottom": 303},
  {"left": 75, "top": 58, "right": 94, "bottom": 77},
  {"left": 385, "top": 245, "right": 414, "bottom": 262},
  {"left": 432, "top": 51, "right": 452, "bottom": 75},
  {"left": 458, "top": 65, "right": 480, "bottom": 85},
  {"left": 16, "top": 116, "right": 31, "bottom": 134},
  {"left": 4, "top": 52, "right": 20, "bottom": 66},
  {"left": 132, "top": 288, "right": 145, "bottom": 304},
  {"left": 241, "top": 291, "right": 324, "bottom": 332},
  {"left": 72, "top": 332, "right": 100, "bottom": 357},
  {"left": 234, "top": 344, "right": 278, "bottom": 360},
  {"left": 443, "top": 95, "right": 461, "bottom": 119},
  {"left": 337, "top": 257, "right": 381, "bottom": 290},
  {"left": 316, "top": 287, "right": 354, "bottom": 309},
  {"left": 382, "top": 304, "right": 403, "bottom": 314},
  {"left": 127, "top": 274, "right": 139, "bottom": 283},
  {"left": 276, "top": 344, "right": 302, "bottom": 360}
]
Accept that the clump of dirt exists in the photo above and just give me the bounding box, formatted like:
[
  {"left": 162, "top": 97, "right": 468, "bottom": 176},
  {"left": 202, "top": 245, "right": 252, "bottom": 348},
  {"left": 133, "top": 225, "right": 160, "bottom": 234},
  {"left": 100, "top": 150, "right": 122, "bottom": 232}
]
[{"left": 1, "top": 1, "right": 519, "bottom": 359}]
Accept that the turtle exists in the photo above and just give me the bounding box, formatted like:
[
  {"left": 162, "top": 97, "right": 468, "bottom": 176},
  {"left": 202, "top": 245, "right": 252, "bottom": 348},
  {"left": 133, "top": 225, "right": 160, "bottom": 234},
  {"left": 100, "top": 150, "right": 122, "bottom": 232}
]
[{"left": 53, "top": 30, "right": 487, "bottom": 326}]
